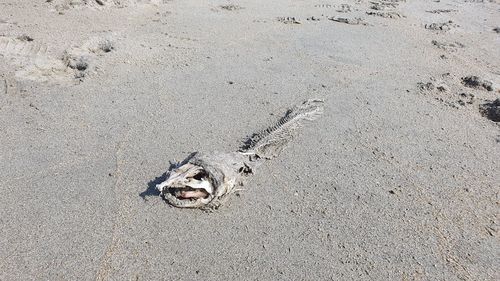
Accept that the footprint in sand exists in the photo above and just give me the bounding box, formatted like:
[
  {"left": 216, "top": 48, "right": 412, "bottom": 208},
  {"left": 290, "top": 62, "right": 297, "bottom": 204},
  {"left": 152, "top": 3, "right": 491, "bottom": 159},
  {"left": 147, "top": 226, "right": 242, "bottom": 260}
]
[
  {"left": 366, "top": 0, "right": 406, "bottom": 19},
  {"left": 426, "top": 9, "right": 458, "bottom": 14},
  {"left": 307, "top": 16, "right": 321, "bottom": 22},
  {"left": 461, "top": 75, "right": 494, "bottom": 91},
  {"left": 431, "top": 40, "right": 465, "bottom": 51},
  {"left": 425, "top": 21, "right": 459, "bottom": 32},
  {"left": 336, "top": 4, "right": 354, "bottom": 13},
  {"left": 480, "top": 99, "right": 500, "bottom": 122},
  {"left": 366, "top": 11, "right": 404, "bottom": 19},
  {"left": 0, "top": 36, "right": 46, "bottom": 58},
  {"left": 0, "top": 36, "right": 70, "bottom": 83},
  {"left": 328, "top": 16, "right": 368, "bottom": 26},
  {"left": 63, "top": 36, "right": 115, "bottom": 79},
  {"left": 277, "top": 17, "right": 302, "bottom": 24},
  {"left": 219, "top": 4, "right": 243, "bottom": 11},
  {"left": 314, "top": 4, "right": 333, "bottom": 9},
  {"left": 0, "top": 35, "right": 114, "bottom": 83},
  {"left": 48, "top": 0, "right": 166, "bottom": 10},
  {"left": 417, "top": 73, "right": 498, "bottom": 114},
  {"left": 369, "top": 1, "right": 398, "bottom": 10}
]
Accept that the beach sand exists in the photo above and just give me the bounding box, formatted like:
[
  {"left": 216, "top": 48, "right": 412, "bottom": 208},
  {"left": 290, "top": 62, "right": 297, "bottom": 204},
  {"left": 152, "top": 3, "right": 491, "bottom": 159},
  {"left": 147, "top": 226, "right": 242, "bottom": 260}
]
[{"left": 0, "top": 0, "right": 499, "bottom": 280}]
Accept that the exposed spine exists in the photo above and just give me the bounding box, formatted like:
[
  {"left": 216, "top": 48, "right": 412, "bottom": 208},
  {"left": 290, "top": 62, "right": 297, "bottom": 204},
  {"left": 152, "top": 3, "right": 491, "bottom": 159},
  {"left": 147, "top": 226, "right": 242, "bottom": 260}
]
[{"left": 240, "top": 99, "right": 324, "bottom": 159}]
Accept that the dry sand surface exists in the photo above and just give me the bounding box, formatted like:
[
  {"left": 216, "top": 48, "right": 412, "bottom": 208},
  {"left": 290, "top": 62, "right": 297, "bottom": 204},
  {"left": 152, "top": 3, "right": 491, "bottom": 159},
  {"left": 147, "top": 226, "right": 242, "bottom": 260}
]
[{"left": 1, "top": 0, "right": 499, "bottom": 280}]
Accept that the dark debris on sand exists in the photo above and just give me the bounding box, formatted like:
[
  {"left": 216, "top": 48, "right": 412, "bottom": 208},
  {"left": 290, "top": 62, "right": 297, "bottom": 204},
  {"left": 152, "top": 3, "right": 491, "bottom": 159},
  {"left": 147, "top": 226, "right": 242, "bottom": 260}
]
[
  {"left": 461, "top": 76, "right": 493, "bottom": 91},
  {"left": 480, "top": 99, "right": 500, "bottom": 122}
]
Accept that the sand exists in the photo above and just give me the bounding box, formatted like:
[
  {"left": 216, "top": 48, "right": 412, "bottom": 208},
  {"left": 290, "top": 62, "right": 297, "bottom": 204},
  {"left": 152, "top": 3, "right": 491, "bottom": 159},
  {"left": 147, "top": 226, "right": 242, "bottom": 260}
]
[{"left": 0, "top": 0, "right": 499, "bottom": 280}]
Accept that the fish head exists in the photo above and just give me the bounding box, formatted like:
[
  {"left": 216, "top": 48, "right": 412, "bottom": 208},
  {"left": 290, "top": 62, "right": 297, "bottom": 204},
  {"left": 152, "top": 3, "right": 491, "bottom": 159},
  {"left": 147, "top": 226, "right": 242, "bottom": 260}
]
[{"left": 156, "top": 163, "right": 216, "bottom": 208}]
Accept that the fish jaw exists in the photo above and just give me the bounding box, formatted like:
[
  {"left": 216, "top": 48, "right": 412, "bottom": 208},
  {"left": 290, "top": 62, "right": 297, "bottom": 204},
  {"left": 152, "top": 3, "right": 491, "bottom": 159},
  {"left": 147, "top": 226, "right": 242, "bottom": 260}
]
[{"left": 156, "top": 163, "right": 215, "bottom": 208}]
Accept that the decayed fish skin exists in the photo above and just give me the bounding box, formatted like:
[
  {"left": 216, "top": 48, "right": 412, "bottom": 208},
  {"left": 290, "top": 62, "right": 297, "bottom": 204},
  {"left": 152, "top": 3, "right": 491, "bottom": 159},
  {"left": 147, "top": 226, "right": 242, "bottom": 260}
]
[{"left": 156, "top": 99, "right": 324, "bottom": 209}]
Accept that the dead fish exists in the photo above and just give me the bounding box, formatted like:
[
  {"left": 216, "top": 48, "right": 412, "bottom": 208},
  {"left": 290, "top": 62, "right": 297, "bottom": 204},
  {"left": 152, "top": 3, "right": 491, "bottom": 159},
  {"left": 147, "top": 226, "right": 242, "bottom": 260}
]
[{"left": 156, "top": 99, "right": 324, "bottom": 209}]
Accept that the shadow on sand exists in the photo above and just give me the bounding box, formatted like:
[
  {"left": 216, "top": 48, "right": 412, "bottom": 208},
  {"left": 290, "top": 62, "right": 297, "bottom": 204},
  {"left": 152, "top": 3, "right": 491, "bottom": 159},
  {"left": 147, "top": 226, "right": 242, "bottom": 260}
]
[
  {"left": 139, "top": 175, "right": 164, "bottom": 201},
  {"left": 140, "top": 153, "right": 198, "bottom": 201},
  {"left": 139, "top": 162, "right": 177, "bottom": 201}
]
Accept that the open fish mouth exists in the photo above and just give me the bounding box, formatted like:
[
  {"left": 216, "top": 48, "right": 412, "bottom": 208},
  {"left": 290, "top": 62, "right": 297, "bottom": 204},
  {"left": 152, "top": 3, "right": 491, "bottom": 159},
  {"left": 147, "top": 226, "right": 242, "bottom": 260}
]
[
  {"left": 162, "top": 189, "right": 212, "bottom": 208},
  {"left": 168, "top": 187, "right": 209, "bottom": 199},
  {"left": 156, "top": 164, "right": 217, "bottom": 208},
  {"left": 155, "top": 152, "right": 251, "bottom": 209}
]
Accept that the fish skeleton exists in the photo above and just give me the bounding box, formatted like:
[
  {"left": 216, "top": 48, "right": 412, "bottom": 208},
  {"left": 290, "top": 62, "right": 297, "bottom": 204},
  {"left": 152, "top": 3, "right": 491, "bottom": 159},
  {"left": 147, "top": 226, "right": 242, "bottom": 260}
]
[{"left": 156, "top": 99, "right": 324, "bottom": 209}]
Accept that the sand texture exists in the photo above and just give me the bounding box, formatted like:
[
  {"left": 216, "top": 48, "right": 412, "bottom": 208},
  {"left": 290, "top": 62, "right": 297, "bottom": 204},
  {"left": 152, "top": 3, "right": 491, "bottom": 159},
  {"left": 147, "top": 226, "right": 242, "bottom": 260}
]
[{"left": 0, "top": 0, "right": 499, "bottom": 280}]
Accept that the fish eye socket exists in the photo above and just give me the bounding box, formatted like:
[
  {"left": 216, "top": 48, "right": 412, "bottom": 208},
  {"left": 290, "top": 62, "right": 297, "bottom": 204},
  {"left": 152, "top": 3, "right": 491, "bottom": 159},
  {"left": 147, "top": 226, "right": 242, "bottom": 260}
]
[{"left": 192, "top": 171, "right": 208, "bottom": 181}]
